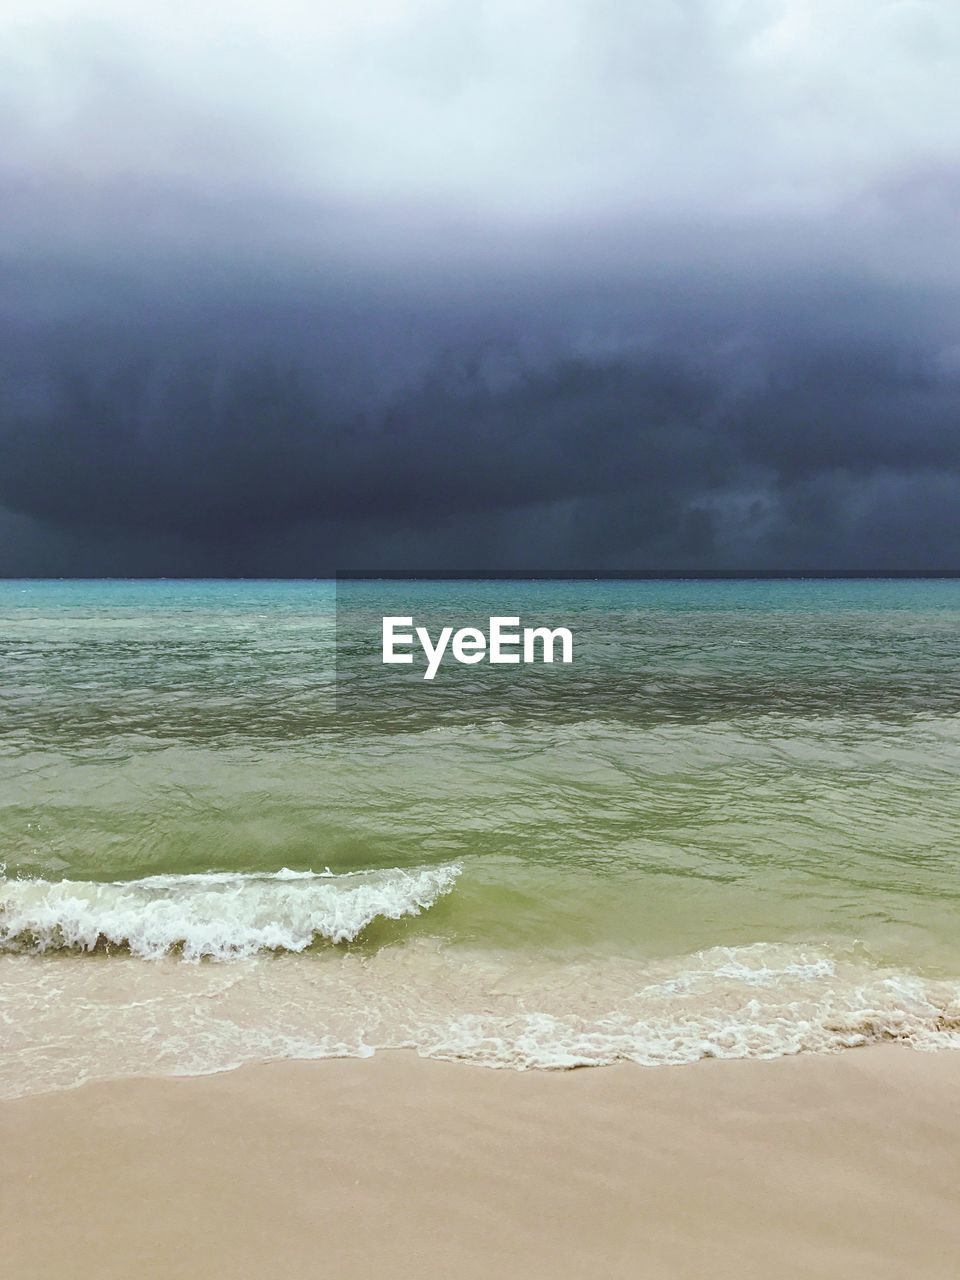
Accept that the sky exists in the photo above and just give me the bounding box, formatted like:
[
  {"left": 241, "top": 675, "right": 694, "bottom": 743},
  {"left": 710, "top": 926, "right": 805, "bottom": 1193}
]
[{"left": 1, "top": 0, "right": 959, "bottom": 573}]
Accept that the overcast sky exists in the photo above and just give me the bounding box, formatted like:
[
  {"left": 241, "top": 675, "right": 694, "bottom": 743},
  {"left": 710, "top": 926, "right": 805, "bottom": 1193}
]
[{"left": 2, "top": 0, "right": 959, "bottom": 572}]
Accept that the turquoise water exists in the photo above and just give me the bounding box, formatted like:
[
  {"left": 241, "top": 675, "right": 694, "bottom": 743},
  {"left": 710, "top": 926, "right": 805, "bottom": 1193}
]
[{"left": 3, "top": 578, "right": 960, "bottom": 1094}]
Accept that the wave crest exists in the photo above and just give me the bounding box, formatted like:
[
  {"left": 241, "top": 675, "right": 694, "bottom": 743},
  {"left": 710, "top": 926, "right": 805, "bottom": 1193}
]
[{"left": 0, "top": 863, "right": 461, "bottom": 960}]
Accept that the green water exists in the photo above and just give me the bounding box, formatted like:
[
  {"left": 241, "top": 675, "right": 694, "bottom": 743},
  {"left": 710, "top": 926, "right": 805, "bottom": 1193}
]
[{"left": 3, "top": 578, "right": 960, "bottom": 1091}]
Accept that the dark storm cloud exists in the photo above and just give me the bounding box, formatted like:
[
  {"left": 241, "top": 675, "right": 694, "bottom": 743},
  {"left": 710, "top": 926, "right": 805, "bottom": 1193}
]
[
  {"left": 1, "top": 1, "right": 959, "bottom": 571},
  {"left": 3, "top": 256, "right": 958, "bottom": 571}
]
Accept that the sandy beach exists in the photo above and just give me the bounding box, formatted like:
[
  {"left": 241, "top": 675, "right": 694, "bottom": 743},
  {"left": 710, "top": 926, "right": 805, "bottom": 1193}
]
[{"left": 4, "top": 1046, "right": 960, "bottom": 1280}]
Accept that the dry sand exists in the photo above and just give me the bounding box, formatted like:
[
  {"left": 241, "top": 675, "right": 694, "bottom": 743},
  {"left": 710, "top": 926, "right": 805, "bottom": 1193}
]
[{"left": 4, "top": 1047, "right": 960, "bottom": 1279}]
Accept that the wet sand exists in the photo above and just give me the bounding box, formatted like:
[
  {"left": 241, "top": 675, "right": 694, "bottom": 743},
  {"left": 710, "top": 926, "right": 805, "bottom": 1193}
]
[{"left": 4, "top": 1047, "right": 960, "bottom": 1279}]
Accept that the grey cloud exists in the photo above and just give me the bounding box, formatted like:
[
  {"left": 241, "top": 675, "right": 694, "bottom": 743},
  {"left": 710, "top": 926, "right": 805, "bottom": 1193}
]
[
  {"left": 0, "top": 1, "right": 959, "bottom": 572},
  {"left": 2, "top": 254, "right": 959, "bottom": 571}
]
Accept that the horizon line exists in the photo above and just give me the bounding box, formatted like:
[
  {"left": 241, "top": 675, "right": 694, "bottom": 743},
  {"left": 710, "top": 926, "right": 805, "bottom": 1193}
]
[{"left": 5, "top": 571, "right": 960, "bottom": 583}]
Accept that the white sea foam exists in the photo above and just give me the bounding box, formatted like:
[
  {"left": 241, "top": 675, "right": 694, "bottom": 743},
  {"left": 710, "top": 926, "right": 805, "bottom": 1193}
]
[
  {"left": 411, "top": 942, "right": 960, "bottom": 1069},
  {"left": 4, "top": 938, "right": 960, "bottom": 1099},
  {"left": 0, "top": 863, "right": 461, "bottom": 960}
]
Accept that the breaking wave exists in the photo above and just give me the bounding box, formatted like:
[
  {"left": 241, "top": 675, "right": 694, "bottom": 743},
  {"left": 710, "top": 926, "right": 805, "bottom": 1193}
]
[{"left": 0, "top": 863, "right": 462, "bottom": 960}]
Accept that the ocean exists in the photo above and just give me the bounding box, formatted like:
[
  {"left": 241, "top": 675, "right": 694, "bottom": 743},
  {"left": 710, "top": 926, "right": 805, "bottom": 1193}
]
[{"left": 3, "top": 577, "right": 960, "bottom": 1098}]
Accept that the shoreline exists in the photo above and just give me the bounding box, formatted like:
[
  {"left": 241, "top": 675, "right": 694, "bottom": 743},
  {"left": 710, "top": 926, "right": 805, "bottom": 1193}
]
[
  {"left": 5, "top": 1046, "right": 960, "bottom": 1279},
  {"left": 7, "top": 935, "right": 960, "bottom": 1097}
]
